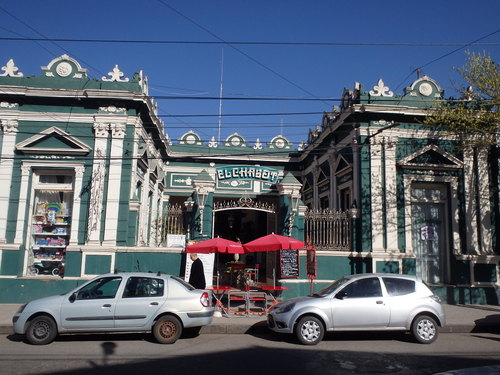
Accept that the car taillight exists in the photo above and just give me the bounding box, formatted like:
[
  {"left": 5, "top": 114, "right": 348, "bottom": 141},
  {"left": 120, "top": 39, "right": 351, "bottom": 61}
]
[{"left": 200, "top": 292, "right": 210, "bottom": 307}]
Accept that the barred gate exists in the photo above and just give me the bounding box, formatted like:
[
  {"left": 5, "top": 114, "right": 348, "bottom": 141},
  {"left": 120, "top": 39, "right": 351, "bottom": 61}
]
[
  {"left": 158, "top": 204, "right": 184, "bottom": 245},
  {"left": 304, "top": 209, "right": 351, "bottom": 251}
]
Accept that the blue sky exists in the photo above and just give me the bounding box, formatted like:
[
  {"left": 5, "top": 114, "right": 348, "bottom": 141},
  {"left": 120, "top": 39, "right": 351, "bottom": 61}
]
[{"left": 1, "top": 0, "right": 499, "bottom": 146}]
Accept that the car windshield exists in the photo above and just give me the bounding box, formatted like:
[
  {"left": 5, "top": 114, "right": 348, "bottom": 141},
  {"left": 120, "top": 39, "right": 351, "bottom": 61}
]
[{"left": 314, "top": 277, "right": 350, "bottom": 297}]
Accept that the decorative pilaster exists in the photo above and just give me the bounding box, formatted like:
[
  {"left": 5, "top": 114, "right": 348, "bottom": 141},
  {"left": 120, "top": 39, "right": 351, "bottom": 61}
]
[
  {"left": 384, "top": 137, "right": 399, "bottom": 251},
  {"left": 137, "top": 143, "right": 152, "bottom": 246},
  {"left": 312, "top": 163, "right": 320, "bottom": 210},
  {"left": 149, "top": 179, "right": 160, "bottom": 246},
  {"left": 87, "top": 122, "right": 109, "bottom": 245},
  {"left": 69, "top": 166, "right": 85, "bottom": 245},
  {"left": 464, "top": 148, "right": 479, "bottom": 254},
  {"left": 328, "top": 151, "right": 337, "bottom": 210},
  {"left": 0, "top": 119, "right": 18, "bottom": 243},
  {"left": 102, "top": 123, "right": 126, "bottom": 246},
  {"left": 14, "top": 165, "right": 31, "bottom": 244},
  {"left": 370, "top": 137, "right": 384, "bottom": 251},
  {"left": 477, "top": 148, "right": 493, "bottom": 254}
]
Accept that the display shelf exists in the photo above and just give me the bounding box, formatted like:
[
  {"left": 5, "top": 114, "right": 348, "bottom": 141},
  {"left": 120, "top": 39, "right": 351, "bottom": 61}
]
[{"left": 30, "top": 204, "right": 70, "bottom": 277}]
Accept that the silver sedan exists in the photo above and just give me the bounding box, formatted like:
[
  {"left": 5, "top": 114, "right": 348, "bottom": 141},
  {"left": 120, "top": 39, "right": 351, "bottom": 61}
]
[
  {"left": 13, "top": 272, "right": 214, "bottom": 345},
  {"left": 268, "top": 273, "right": 445, "bottom": 345}
]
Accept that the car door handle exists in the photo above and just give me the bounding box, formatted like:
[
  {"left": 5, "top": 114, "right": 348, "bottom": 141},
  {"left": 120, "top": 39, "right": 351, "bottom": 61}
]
[
  {"left": 376, "top": 300, "right": 384, "bottom": 304},
  {"left": 102, "top": 304, "right": 112, "bottom": 308},
  {"left": 150, "top": 302, "right": 159, "bottom": 306}
]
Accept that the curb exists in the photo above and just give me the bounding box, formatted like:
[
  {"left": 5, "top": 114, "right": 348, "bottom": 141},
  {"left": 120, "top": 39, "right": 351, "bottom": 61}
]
[{"left": 3, "top": 323, "right": 497, "bottom": 337}]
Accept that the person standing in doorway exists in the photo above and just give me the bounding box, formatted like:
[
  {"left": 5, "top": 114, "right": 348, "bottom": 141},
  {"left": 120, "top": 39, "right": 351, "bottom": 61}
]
[{"left": 189, "top": 253, "right": 206, "bottom": 289}]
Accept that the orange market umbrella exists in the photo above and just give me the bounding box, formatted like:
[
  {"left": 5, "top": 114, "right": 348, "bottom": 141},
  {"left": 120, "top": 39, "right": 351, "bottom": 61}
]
[
  {"left": 185, "top": 237, "right": 245, "bottom": 254},
  {"left": 243, "top": 233, "right": 304, "bottom": 252}
]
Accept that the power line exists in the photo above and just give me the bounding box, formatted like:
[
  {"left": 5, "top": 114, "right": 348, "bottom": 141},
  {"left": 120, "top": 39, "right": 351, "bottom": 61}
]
[
  {"left": 155, "top": 0, "right": 325, "bottom": 103},
  {"left": 394, "top": 28, "right": 500, "bottom": 91},
  {"left": 1, "top": 36, "right": 499, "bottom": 47}
]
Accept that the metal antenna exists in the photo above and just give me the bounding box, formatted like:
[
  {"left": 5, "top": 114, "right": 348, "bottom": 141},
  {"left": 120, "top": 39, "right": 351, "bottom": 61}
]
[{"left": 217, "top": 48, "right": 224, "bottom": 144}]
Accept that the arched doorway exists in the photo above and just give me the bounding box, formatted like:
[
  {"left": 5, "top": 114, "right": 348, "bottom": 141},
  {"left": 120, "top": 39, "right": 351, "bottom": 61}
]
[{"left": 212, "top": 198, "right": 277, "bottom": 285}]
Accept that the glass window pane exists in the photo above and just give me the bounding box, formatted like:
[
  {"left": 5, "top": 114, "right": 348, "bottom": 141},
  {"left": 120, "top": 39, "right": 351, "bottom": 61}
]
[{"left": 383, "top": 278, "right": 415, "bottom": 296}]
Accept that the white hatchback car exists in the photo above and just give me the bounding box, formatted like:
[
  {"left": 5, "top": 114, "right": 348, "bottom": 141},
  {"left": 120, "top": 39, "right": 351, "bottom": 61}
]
[
  {"left": 268, "top": 273, "right": 445, "bottom": 345},
  {"left": 13, "top": 272, "right": 214, "bottom": 345}
]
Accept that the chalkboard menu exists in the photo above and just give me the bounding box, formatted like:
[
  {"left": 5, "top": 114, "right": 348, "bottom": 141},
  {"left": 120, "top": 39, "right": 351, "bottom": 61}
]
[{"left": 280, "top": 249, "right": 299, "bottom": 278}]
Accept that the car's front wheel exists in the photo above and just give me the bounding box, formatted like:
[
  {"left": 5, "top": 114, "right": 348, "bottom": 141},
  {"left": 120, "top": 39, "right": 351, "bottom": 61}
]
[
  {"left": 295, "top": 315, "right": 324, "bottom": 345},
  {"left": 25, "top": 315, "right": 57, "bottom": 345},
  {"left": 153, "top": 315, "right": 182, "bottom": 344},
  {"left": 412, "top": 314, "right": 438, "bottom": 344}
]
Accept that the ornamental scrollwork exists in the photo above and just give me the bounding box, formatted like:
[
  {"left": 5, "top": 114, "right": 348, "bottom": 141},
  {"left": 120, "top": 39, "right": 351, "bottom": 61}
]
[
  {"left": 369, "top": 78, "right": 394, "bottom": 97},
  {"left": 0, "top": 59, "right": 23, "bottom": 77}
]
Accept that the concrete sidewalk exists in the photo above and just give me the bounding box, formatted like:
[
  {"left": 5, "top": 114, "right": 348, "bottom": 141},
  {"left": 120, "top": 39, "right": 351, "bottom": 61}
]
[{"left": 1, "top": 303, "right": 499, "bottom": 335}]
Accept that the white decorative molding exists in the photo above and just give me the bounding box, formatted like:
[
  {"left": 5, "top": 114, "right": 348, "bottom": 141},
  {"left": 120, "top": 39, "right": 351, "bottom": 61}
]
[
  {"left": 1, "top": 119, "right": 19, "bottom": 133},
  {"left": 102, "top": 65, "right": 129, "bottom": 82},
  {"left": 0, "top": 102, "right": 18, "bottom": 109},
  {"left": 98, "top": 106, "right": 127, "bottom": 114},
  {"left": 0, "top": 59, "right": 23, "bottom": 77},
  {"left": 41, "top": 54, "right": 87, "bottom": 78},
  {"left": 16, "top": 126, "right": 92, "bottom": 155},
  {"left": 369, "top": 79, "right": 394, "bottom": 97},
  {"left": 253, "top": 139, "right": 263, "bottom": 150},
  {"left": 110, "top": 123, "right": 126, "bottom": 138},
  {"left": 208, "top": 136, "right": 218, "bottom": 148},
  {"left": 93, "top": 122, "right": 110, "bottom": 137}
]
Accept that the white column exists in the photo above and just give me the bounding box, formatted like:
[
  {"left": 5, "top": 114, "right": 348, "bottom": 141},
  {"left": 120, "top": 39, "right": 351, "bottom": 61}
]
[
  {"left": 87, "top": 123, "right": 109, "bottom": 245},
  {"left": 102, "top": 123, "right": 126, "bottom": 246},
  {"left": 138, "top": 167, "right": 151, "bottom": 246},
  {"left": 0, "top": 119, "right": 18, "bottom": 243},
  {"left": 370, "top": 138, "right": 384, "bottom": 251},
  {"left": 14, "top": 165, "right": 31, "bottom": 244},
  {"left": 463, "top": 149, "right": 478, "bottom": 254},
  {"left": 149, "top": 179, "right": 160, "bottom": 246},
  {"left": 477, "top": 148, "right": 493, "bottom": 254},
  {"left": 69, "top": 166, "right": 85, "bottom": 246},
  {"left": 385, "top": 137, "right": 399, "bottom": 251}
]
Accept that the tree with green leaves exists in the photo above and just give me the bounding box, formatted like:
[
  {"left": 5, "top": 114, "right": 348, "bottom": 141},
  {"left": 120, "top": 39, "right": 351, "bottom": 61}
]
[{"left": 425, "top": 51, "right": 499, "bottom": 148}]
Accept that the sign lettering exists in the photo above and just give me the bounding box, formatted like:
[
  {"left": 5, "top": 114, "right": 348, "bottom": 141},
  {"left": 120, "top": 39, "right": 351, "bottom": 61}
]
[{"left": 216, "top": 166, "right": 279, "bottom": 184}]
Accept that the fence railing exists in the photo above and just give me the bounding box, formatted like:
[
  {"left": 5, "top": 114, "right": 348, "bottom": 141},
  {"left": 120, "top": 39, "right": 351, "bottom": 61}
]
[{"left": 304, "top": 209, "right": 351, "bottom": 251}]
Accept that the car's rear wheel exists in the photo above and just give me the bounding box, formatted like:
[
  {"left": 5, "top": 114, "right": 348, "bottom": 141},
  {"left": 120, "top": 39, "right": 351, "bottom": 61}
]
[
  {"left": 412, "top": 315, "right": 438, "bottom": 344},
  {"left": 295, "top": 316, "right": 324, "bottom": 345},
  {"left": 25, "top": 315, "right": 57, "bottom": 345},
  {"left": 153, "top": 316, "right": 182, "bottom": 344}
]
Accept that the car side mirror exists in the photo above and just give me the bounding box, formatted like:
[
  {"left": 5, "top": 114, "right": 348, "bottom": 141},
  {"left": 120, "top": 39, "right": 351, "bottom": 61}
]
[
  {"left": 69, "top": 293, "right": 76, "bottom": 303},
  {"left": 335, "top": 291, "right": 347, "bottom": 300}
]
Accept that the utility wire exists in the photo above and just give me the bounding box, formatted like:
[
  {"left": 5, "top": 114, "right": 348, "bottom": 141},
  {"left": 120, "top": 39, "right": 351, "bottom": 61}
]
[
  {"left": 394, "top": 28, "right": 500, "bottom": 92},
  {"left": 155, "top": 0, "right": 326, "bottom": 103},
  {"left": 1, "top": 36, "right": 499, "bottom": 47}
]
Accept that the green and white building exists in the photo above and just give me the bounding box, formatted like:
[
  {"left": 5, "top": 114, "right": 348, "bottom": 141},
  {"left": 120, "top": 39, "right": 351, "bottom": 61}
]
[{"left": 0, "top": 56, "right": 498, "bottom": 304}]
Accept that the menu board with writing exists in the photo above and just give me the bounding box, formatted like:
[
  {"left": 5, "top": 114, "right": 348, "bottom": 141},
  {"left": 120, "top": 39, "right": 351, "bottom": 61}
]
[{"left": 280, "top": 249, "right": 299, "bottom": 278}]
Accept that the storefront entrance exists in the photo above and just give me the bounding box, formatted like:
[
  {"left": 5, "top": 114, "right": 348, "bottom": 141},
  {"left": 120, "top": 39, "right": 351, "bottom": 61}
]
[{"left": 212, "top": 208, "right": 276, "bottom": 285}]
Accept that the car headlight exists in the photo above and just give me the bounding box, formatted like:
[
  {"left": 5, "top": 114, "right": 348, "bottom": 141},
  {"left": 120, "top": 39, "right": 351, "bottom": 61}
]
[
  {"left": 16, "top": 303, "right": 27, "bottom": 314},
  {"left": 272, "top": 302, "right": 295, "bottom": 314}
]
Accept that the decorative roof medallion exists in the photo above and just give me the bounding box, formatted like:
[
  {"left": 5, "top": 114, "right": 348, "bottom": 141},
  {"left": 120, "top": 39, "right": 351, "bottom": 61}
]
[
  {"left": 0, "top": 59, "right": 23, "bottom": 77},
  {"left": 41, "top": 55, "right": 87, "bottom": 79},
  {"left": 225, "top": 133, "right": 247, "bottom": 147},
  {"left": 270, "top": 135, "right": 290, "bottom": 149},
  {"left": 179, "top": 130, "right": 202, "bottom": 145}
]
